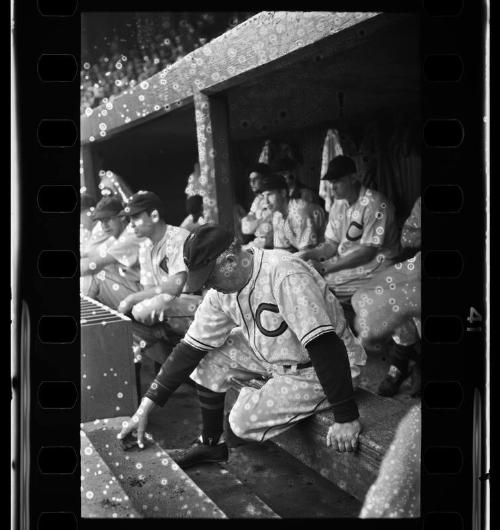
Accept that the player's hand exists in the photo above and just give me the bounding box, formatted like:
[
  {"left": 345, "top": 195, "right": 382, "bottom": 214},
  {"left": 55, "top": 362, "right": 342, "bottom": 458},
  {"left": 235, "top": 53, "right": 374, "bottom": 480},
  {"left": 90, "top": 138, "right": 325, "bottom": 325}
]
[
  {"left": 326, "top": 419, "right": 362, "bottom": 452},
  {"left": 118, "top": 296, "right": 135, "bottom": 315},
  {"left": 117, "top": 398, "right": 155, "bottom": 450}
]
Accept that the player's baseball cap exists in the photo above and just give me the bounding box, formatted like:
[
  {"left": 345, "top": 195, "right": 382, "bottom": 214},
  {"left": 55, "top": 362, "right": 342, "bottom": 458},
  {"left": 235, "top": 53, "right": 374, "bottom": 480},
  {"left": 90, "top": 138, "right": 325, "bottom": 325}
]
[
  {"left": 321, "top": 155, "right": 357, "bottom": 182},
  {"left": 258, "top": 173, "right": 288, "bottom": 192},
  {"left": 92, "top": 196, "right": 124, "bottom": 220},
  {"left": 183, "top": 224, "right": 234, "bottom": 292},
  {"left": 120, "top": 190, "right": 164, "bottom": 217},
  {"left": 248, "top": 162, "right": 271, "bottom": 176}
]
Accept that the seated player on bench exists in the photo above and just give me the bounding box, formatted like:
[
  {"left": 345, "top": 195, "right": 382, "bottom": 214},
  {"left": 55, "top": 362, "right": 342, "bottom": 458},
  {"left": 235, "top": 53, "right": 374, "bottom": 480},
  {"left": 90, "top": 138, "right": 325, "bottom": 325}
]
[
  {"left": 245, "top": 173, "right": 326, "bottom": 252},
  {"left": 81, "top": 195, "right": 143, "bottom": 310},
  {"left": 352, "top": 196, "right": 422, "bottom": 397},
  {"left": 116, "top": 191, "right": 203, "bottom": 390},
  {"left": 296, "top": 155, "right": 400, "bottom": 326},
  {"left": 118, "top": 224, "right": 367, "bottom": 468}
]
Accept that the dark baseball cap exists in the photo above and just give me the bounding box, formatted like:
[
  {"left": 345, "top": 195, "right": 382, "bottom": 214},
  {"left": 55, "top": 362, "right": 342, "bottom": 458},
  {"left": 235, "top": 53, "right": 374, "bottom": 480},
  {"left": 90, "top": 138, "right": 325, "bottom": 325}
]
[
  {"left": 248, "top": 162, "right": 271, "bottom": 176},
  {"left": 183, "top": 224, "right": 234, "bottom": 292},
  {"left": 321, "top": 155, "right": 357, "bottom": 182},
  {"left": 92, "top": 196, "right": 124, "bottom": 220},
  {"left": 259, "top": 173, "right": 288, "bottom": 193},
  {"left": 120, "top": 190, "right": 164, "bottom": 217}
]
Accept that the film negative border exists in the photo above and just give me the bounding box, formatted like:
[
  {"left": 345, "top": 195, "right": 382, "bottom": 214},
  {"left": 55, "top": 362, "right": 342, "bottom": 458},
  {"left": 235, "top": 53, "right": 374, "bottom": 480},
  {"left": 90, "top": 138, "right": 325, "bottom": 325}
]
[{"left": 11, "top": 0, "right": 488, "bottom": 528}]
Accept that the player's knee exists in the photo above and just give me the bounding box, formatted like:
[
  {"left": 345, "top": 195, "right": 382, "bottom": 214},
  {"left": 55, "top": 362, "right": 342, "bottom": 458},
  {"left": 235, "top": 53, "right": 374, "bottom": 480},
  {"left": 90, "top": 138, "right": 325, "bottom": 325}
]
[{"left": 228, "top": 406, "right": 255, "bottom": 441}]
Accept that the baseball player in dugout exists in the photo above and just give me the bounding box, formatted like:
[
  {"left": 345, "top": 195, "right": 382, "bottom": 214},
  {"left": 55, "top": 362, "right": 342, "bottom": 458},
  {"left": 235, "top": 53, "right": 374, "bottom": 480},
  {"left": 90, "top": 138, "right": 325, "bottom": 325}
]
[
  {"left": 115, "top": 191, "right": 203, "bottom": 394},
  {"left": 245, "top": 173, "right": 326, "bottom": 252},
  {"left": 80, "top": 195, "right": 143, "bottom": 310},
  {"left": 118, "top": 223, "right": 366, "bottom": 468},
  {"left": 297, "top": 155, "right": 400, "bottom": 307},
  {"left": 240, "top": 162, "right": 272, "bottom": 238}
]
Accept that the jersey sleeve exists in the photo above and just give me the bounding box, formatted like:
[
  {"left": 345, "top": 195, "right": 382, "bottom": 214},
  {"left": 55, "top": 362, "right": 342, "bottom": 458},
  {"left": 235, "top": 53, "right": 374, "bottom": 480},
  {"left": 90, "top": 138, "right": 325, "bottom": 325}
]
[
  {"left": 360, "top": 195, "right": 397, "bottom": 248},
  {"left": 324, "top": 205, "right": 341, "bottom": 244},
  {"left": 274, "top": 270, "right": 336, "bottom": 347},
  {"left": 288, "top": 202, "right": 325, "bottom": 250},
  {"left": 139, "top": 242, "right": 155, "bottom": 287},
  {"left": 166, "top": 227, "right": 190, "bottom": 276},
  {"left": 183, "top": 290, "right": 236, "bottom": 351},
  {"left": 106, "top": 227, "right": 142, "bottom": 268},
  {"left": 272, "top": 211, "right": 292, "bottom": 250}
]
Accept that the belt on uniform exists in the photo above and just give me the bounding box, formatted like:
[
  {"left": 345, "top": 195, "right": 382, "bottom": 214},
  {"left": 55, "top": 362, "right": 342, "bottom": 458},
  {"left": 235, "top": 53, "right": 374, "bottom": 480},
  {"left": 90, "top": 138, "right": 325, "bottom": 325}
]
[{"left": 281, "top": 361, "right": 313, "bottom": 370}]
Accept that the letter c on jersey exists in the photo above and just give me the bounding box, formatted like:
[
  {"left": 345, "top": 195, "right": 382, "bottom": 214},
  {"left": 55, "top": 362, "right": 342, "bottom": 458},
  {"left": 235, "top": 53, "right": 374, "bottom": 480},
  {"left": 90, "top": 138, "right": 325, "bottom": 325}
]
[{"left": 255, "top": 303, "right": 288, "bottom": 337}]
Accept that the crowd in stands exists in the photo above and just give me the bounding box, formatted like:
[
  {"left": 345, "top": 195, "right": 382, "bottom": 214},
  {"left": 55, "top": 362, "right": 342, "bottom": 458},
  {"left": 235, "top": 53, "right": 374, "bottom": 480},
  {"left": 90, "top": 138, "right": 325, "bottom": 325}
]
[{"left": 81, "top": 12, "right": 255, "bottom": 114}]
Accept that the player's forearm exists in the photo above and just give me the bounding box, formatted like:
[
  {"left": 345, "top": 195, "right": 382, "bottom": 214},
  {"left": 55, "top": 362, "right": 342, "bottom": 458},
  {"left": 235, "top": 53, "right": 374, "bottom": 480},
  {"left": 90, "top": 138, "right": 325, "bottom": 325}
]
[
  {"left": 159, "top": 273, "right": 187, "bottom": 297},
  {"left": 324, "top": 246, "right": 377, "bottom": 274},
  {"left": 144, "top": 341, "right": 208, "bottom": 406},
  {"left": 80, "top": 255, "right": 115, "bottom": 276},
  {"left": 301, "top": 240, "right": 338, "bottom": 261},
  {"left": 306, "top": 332, "right": 359, "bottom": 423}
]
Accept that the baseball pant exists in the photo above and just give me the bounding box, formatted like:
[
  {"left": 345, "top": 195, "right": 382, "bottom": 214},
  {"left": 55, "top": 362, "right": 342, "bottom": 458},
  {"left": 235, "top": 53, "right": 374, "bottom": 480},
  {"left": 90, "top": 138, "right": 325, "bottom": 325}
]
[{"left": 190, "top": 328, "right": 362, "bottom": 443}]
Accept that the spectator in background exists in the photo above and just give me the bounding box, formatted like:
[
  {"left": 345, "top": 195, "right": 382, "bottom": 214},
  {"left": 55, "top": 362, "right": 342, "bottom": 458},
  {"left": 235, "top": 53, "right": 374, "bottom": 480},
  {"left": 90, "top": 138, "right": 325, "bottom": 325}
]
[
  {"left": 81, "top": 196, "right": 143, "bottom": 310},
  {"left": 240, "top": 163, "right": 272, "bottom": 238},
  {"left": 81, "top": 12, "right": 256, "bottom": 114},
  {"left": 180, "top": 194, "right": 206, "bottom": 232}
]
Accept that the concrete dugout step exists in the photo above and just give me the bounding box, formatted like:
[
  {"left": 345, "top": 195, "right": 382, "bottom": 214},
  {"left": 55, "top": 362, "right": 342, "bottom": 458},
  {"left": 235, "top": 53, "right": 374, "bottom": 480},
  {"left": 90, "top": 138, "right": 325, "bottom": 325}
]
[
  {"left": 81, "top": 431, "right": 141, "bottom": 518},
  {"left": 81, "top": 417, "right": 226, "bottom": 518},
  {"left": 271, "top": 388, "right": 413, "bottom": 502},
  {"left": 183, "top": 461, "right": 280, "bottom": 518}
]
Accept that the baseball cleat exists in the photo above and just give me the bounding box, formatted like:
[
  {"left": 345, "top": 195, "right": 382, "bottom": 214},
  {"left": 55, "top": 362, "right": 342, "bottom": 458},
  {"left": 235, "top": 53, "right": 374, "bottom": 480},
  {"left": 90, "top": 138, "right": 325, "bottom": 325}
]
[{"left": 168, "top": 439, "right": 229, "bottom": 469}]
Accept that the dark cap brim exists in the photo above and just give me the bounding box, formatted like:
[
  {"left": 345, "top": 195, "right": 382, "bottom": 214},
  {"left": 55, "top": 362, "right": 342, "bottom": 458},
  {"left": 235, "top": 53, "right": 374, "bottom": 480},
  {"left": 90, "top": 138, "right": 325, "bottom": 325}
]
[
  {"left": 184, "top": 260, "right": 217, "bottom": 293},
  {"left": 118, "top": 205, "right": 147, "bottom": 217},
  {"left": 321, "top": 172, "right": 336, "bottom": 181},
  {"left": 93, "top": 210, "right": 123, "bottom": 220}
]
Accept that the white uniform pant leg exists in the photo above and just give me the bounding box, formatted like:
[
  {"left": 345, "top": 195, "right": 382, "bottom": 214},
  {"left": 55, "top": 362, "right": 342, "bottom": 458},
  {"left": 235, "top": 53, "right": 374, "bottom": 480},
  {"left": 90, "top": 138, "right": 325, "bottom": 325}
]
[{"left": 228, "top": 367, "right": 331, "bottom": 442}]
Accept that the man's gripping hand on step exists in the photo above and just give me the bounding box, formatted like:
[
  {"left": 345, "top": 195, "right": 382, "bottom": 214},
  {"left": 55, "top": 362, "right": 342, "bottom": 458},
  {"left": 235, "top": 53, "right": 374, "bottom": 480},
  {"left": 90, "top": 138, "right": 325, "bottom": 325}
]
[{"left": 326, "top": 419, "right": 362, "bottom": 452}]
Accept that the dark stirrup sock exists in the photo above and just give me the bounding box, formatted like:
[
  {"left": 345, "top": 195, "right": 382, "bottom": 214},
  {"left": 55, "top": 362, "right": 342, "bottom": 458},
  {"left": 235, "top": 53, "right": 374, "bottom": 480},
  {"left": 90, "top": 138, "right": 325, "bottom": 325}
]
[
  {"left": 195, "top": 383, "right": 226, "bottom": 446},
  {"left": 135, "top": 362, "right": 142, "bottom": 401},
  {"left": 390, "top": 341, "right": 419, "bottom": 373}
]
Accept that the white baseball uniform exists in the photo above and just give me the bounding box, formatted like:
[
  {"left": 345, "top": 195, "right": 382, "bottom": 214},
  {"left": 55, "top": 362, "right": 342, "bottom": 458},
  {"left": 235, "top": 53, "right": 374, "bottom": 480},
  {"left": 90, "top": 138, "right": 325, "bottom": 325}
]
[
  {"left": 185, "top": 248, "right": 366, "bottom": 442},
  {"left": 324, "top": 187, "right": 400, "bottom": 299},
  {"left": 132, "top": 224, "right": 202, "bottom": 334}
]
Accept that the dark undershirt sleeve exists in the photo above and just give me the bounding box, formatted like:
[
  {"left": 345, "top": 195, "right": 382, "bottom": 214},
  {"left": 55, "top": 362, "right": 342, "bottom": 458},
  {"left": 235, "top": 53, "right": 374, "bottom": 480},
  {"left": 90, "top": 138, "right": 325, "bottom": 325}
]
[
  {"left": 306, "top": 332, "right": 359, "bottom": 423},
  {"left": 144, "top": 340, "right": 208, "bottom": 406}
]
